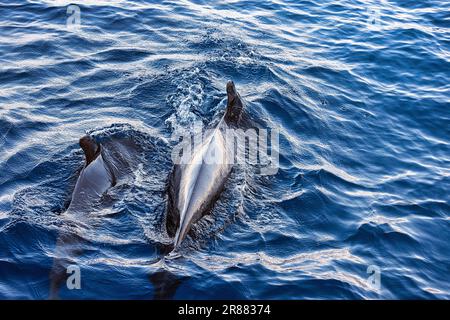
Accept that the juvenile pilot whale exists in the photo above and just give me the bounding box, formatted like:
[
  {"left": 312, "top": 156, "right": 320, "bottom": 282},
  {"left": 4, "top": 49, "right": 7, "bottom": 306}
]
[{"left": 166, "top": 81, "right": 245, "bottom": 249}]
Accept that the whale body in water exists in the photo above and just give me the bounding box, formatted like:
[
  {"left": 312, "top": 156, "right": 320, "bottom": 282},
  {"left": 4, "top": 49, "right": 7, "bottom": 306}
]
[
  {"left": 49, "top": 135, "right": 138, "bottom": 298},
  {"left": 67, "top": 136, "right": 116, "bottom": 213},
  {"left": 166, "top": 81, "right": 245, "bottom": 249}
]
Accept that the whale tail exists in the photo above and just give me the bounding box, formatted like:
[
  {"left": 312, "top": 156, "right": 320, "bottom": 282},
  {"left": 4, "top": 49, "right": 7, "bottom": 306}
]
[
  {"left": 224, "top": 80, "right": 244, "bottom": 125},
  {"left": 79, "top": 135, "right": 100, "bottom": 166}
]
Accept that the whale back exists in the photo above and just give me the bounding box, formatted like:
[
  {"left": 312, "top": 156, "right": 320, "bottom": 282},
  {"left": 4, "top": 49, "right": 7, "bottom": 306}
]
[
  {"left": 65, "top": 136, "right": 116, "bottom": 214},
  {"left": 66, "top": 148, "right": 113, "bottom": 213},
  {"left": 170, "top": 124, "right": 232, "bottom": 248}
]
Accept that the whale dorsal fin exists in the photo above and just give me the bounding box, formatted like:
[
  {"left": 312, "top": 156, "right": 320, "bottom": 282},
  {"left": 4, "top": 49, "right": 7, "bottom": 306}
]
[
  {"left": 79, "top": 135, "right": 100, "bottom": 166},
  {"left": 224, "top": 80, "right": 244, "bottom": 125}
]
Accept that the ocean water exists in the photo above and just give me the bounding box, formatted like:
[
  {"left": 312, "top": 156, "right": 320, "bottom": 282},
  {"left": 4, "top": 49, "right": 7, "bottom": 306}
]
[{"left": 0, "top": 0, "right": 449, "bottom": 299}]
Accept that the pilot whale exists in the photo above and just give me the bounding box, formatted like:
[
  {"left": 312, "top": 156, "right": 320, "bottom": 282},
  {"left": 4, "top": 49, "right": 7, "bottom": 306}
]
[
  {"left": 166, "top": 81, "right": 245, "bottom": 249},
  {"left": 67, "top": 135, "right": 116, "bottom": 213},
  {"left": 49, "top": 135, "right": 116, "bottom": 298},
  {"left": 49, "top": 134, "right": 138, "bottom": 298}
]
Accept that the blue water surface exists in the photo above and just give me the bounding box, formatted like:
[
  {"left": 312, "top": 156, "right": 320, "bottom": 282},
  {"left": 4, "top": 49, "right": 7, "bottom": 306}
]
[{"left": 0, "top": 0, "right": 449, "bottom": 299}]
